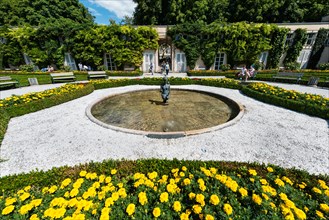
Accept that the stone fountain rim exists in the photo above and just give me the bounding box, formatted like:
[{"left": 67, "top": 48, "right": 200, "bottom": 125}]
[{"left": 85, "top": 87, "right": 245, "bottom": 138}]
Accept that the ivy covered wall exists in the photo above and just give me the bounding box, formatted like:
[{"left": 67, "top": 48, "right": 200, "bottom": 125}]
[
  {"left": 168, "top": 22, "right": 288, "bottom": 69},
  {"left": 307, "top": 28, "right": 329, "bottom": 69}
]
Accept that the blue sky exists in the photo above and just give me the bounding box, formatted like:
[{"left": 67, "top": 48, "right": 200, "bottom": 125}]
[{"left": 79, "top": 0, "right": 137, "bottom": 24}]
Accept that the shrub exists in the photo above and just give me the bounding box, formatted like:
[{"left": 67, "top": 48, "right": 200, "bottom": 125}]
[
  {"left": 19, "top": 64, "right": 34, "bottom": 72},
  {"left": 318, "top": 63, "right": 329, "bottom": 70},
  {"left": 220, "top": 64, "right": 231, "bottom": 71},
  {"left": 284, "top": 62, "right": 300, "bottom": 71}
]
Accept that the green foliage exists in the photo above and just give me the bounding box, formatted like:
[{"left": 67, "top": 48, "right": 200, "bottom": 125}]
[
  {"left": 242, "top": 83, "right": 329, "bottom": 119},
  {"left": 284, "top": 62, "right": 301, "bottom": 71},
  {"left": 307, "top": 28, "right": 329, "bottom": 69},
  {"left": 319, "top": 63, "right": 329, "bottom": 70},
  {"left": 132, "top": 0, "right": 329, "bottom": 25},
  {"left": 0, "top": 0, "right": 94, "bottom": 26},
  {"left": 106, "top": 70, "right": 143, "bottom": 77},
  {"left": 169, "top": 22, "right": 275, "bottom": 69},
  {"left": 284, "top": 28, "right": 307, "bottom": 65},
  {"left": 220, "top": 64, "right": 231, "bottom": 71},
  {"left": 267, "top": 27, "right": 289, "bottom": 69},
  {"left": 19, "top": 64, "right": 34, "bottom": 72},
  {"left": 72, "top": 25, "right": 158, "bottom": 70}
]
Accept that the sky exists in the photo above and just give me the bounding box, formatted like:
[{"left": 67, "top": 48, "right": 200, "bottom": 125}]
[{"left": 79, "top": 0, "right": 137, "bottom": 24}]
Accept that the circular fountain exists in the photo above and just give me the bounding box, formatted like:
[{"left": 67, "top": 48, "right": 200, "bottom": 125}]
[{"left": 86, "top": 88, "right": 244, "bottom": 138}]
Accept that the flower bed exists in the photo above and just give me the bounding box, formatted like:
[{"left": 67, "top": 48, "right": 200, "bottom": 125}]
[
  {"left": 0, "top": 83, "right": 94, "bottom": 145},
  {"left": 241, "top": 83, "right": 329, "bottom": 119},
  {"left": 0, "top": 163, "right": 328, "bottom": 219}
]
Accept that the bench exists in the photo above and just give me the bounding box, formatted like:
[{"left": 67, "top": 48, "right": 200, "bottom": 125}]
[
  {"left": 272, "top": 72, "right": 304, "bottom": 83},
  {"left": 87, "top": 71, "right": 108, "bottom": 80},
  {"left": 0, "top": 76, "right": 19, "bottom": 89},
  {"left": 307, "top": 77, "right": 319, "bottom": 87},
  {"left": 50, "top": 72, "right": 76, "bottom": 83}
]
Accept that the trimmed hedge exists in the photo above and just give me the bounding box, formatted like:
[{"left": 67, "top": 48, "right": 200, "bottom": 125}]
[
  {"left": 241, "top": 85, "right": 329, "bottom": 119},
  {"left": 0, "top": 83, "right": 94, "bottom": 147}
]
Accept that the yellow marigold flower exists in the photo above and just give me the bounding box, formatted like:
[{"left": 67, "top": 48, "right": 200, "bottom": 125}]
[
  {"left": 189, "top": 192, "right": 196, "bottom": 200},
  {"left": 324, "top": 190, "right": 329, "bottom": 197},
  {"left": 42, "top": 187, "right": 49, "bottom": 194},
  {"left": 210, "top": 194, "right": 220, "bottom": 205},
  {"left": 270, "top": 202, "right": 276, "bottom": 209},
  {"left": 5, "top": 197, "right": 17, "bottom": 206},
  {"left": 31, "top": 199, "right": 42, "bottom": 207},
  {"left": 153, "top": 207, "right": 161, "bottom": 217},
  {"left": 20, "top": 192, "right": 30, "bottom": 201},
  {"left": 252, "top": 194, "right": 262, "bottom": 205},
  {"left": 173, "top": 201, "right": 182, "bottom": 212},
  {"left": 316, "top": 210, "right": 325, "bottom": 219},
  {"left": 279, "top": 193, "right": 288, "bottom": 201},
  {"left": 182, "top": 166, "right": 187, "bottom": 171},
  {"left": 148, "top": 171, "right": 158, "bottom": 180},
  {"left": 192, "top": 205, "right": 202, "bottom": 214},
  {"left": 282, "top": 176, "right": 293, "bottom": 185},
  {"left": 2, "top": 205, "right": 15, "bottom": 215},
  {"left": 99, "top": 175, "right": 106, "bottom": 183},
  {"left": 79, "top": 170, "right": 87, "bottom": 177},
  {"left": 313, "top": 187, "right": 322, "bottom": 194},
  {"left": 267, "top": 167, "right": 274, "bottom": 172},
  {"left": 223, "top": 203, "right": 233, "bottom": 215},
  {"left": 318, "top": 180, "right": 329, "bottom": 190},
  {"left": 285, "top": 199, "right": 295, "bottom": 209},
  {"left": 126, "top": 203, "right": 135, "bottom": 216},
  {"left": 205, "top": 214, "right": 215, "bottom": 220},
  {"left": 239, "top": 188, "right": 248, "bottom": 197},
  {"left": 275, "top": 178, "right": 285, "bottom": 187},
  {"left": 48, "top": 186, "right": 58, "bottom": 194},
  {"left": 61, "top": 178, "right": 72, "bottom": 189},
  {"left": 30, "top": 214, "right": 40, "bottom": 220},
  {"left": 110, "top": 169, "right": 117, "bottom": 175},
  {"left": 24, "top": 186, "right": 31, "bottom": 191},
  {"left": 20, "top": 203, "right": 33, "bottom": 215},
  {"left": 70, "top": 188, "right": 79, "bottom": 197},
  {"left": 294, "top": 208, "right": 306, "bottom": 220},
  {"left": 180, "top": 212, "right": 189, "bottom": 220},
  {"left": 199, "top": 184, "right": 207, "bottom": 191},
  {"left": 138, "top": 192, "right": 148, "bottom": 205},
  {"left": 183, "top": 178, "right": 191, "bottom": 186},
  {"left": 105, "top": 197, "right": 114, "bottom": 207},
  {"left": 262, "top": 193, "right": 269, "bottom": 201},
  {"left": 250, "top": 178, "right": 255, "bottom": 183},
  {"left": 260, "top": 179, "right": 268, "bottom": 185},
  {"left": 210, "top": 167, "right": 217, "bottom": 174},
  {"left": 160, "top": 192, "right": 169, "bottom": 203},
  {"left": 248, "top": 169, "right": 257, "bottom": 176},
  {"left": 196, "top": 194, "right": 205, "bottom": 204},
  {"left": 320, "top": 203, "right": 329, "bottom": 213},
  {"left": 105, "top": 176, "right": 112, "bottom": 183}
]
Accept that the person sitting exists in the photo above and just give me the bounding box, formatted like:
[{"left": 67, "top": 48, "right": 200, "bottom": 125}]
[
  {"left": 47, "top": 65, "right": 54, "bottom": 72},
  {"left": 249, "top": 65, "right": 255, "bottom": 78},
  {"left": 236, "top": 65, "right": 250, "bottom": 81}
]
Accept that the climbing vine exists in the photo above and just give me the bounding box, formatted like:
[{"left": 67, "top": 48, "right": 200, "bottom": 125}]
[
  {"left": 307, "top": 28, "right": 329, "bottom": 69},
  {"left": 267, "top": 27, "right": 289, "bottom": 69},
  {"left": 284, "top": 28, "right": 307, "bottom": 64}
]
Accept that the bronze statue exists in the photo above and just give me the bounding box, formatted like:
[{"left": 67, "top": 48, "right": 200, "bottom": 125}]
[{"left": 160, "top": 76, "right": 170, "bottom": 103}]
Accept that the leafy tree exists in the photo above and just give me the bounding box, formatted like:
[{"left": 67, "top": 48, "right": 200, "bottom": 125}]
[
  {"left": 307, "top": 28, "right": 329, "bottom": 69},
  {"left": 267, "top": 27, "right": 289, "bottom": 69}
]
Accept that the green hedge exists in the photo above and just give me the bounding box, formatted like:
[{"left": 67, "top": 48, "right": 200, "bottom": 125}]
[
  {"left": 241, "top": 85, "right": 329, "bottom": 119},
  {"left": 0, "top": 83, "right": 94, "bottom": 147}
]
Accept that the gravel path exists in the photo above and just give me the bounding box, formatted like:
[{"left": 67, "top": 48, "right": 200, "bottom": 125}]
[{"left": 0, "top": 84, "right": 328, "bottom": 177}]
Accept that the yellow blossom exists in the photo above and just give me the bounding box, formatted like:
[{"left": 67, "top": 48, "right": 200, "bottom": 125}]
[
  {"left": 205, "top": 214, "right": 215, "bottom": 220},
  {"left": 252, "top": 194, "right": 262, "bottom": 205},
  {"left": 2, "top": 205, "right": 15, "bottom": 215},
  {"left": 160, "top": 192, "right": 169, "bottom": 203},
  {"left": 153, "top": 207, "right": 161, "bottom": 217},
  {"left": 173, "top": 201, "right": 182, "bottom": 212},
  {"left": 210, "top": 194, "right": 220, "bottom": 205},
  {"left": 192, "top": 205, "right": 202, "bottom": 214},
  {"left": 248, "top": 169, "right": 257, "bottom": 176},
  {"left": 239, "top": 188, "right": 248, "bottom": 197},
  {"left": 223, "top": 203, "right": 233, "bottom": 215},
  {"left": 126, "top": 204, "right": 135, "bottom": 216},
  {"left": 320, "top": 203, "right": 329, "bottom": 213}
]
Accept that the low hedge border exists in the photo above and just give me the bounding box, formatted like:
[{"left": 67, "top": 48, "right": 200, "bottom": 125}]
[
  {"left": 241, "top": 85, "right": 329, "bottom": 119},
  {"left": 0, "top": 83, "right": 94, "bottom": 147}
]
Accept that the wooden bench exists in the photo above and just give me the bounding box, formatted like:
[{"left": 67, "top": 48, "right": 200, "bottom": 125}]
[
  {"left": 50, "top": 72, "right": 76, "bottom": 83},
  {"left": 0, "top": 76, "right": 19, "bottom": 89},
  {"left": 87, "top": 71, "right": 108, "bottom": 80},
  {"left": 272, "top": 72, "right": 304, "bottom": 83}
]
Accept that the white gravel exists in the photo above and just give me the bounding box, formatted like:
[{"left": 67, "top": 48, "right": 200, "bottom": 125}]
[{"left": 0, "top": 84, "right": 328, "bottom": 177}]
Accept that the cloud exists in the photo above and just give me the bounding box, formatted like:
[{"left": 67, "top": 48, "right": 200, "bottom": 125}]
[
  {"left": 88, "top": 7, "right": 102, "bottom": 16},
  {"left": 93, "top": 0, "right": 137, "bottom": 18}
]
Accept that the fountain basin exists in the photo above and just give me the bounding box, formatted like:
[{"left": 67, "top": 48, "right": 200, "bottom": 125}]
[{"left": 86, "top": 88, "right": 244, "bottom": 138}]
